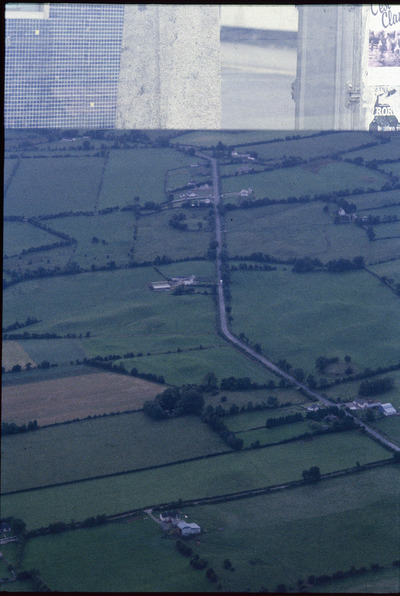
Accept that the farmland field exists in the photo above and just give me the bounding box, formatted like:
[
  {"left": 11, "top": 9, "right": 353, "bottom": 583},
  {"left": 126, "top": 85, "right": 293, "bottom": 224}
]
[
  {"left": 3, "top": 221, "right": 57, "bottom": 257},
  {"left": 369, "top": 259, "right": 400, "bottom": 285},
  {"left": 349, "top": 188, "right": 400, "bottom": 210},
  {"left": 2, "top": 341, "right": 36, "bottom": 372},
  {"left": 47, "top": 212, "right": 136, "bottom": 268},
  {"left": 98, "top": 148, "right": 199, "bottom": 208},
  {"left": 221, "top": 161, "right": 389, "bottom": 201},
  {"left": 235, "top": 130, "right": 374, "bottom": 161},
  {"left": 171, "top": 130, "right": 303, "bottom": 147},
  {"left": 380, "top": 161, "right": 400, "bottom": 177},
  {"left": 1, "top": 431, "right": 390, "bottom": 529},
  {"left": 3, "top": 244, "right": 75, "bottom": 276},
  {"left": 134, "top": 209, "right": 211, "bottom": 261},
  {"left": 323, "top": 369, "right": 400, "bottom": 410},
  {"left": 22, "top": 519, "right": 212, "bottom": 593},
  {"left": 230, "top": 267, "right": 400, "bottom": 375},
  {"left": 4, "top": 157, "right": 104, "bottom": 216},
  {"left": 371, "top": 416, "right": 400, "bottom": 447},
  {"left": 1, "top": 413, "right": 227, "bottom": 493},
  {"left": 17, "top": 338, "right": 88, "bottom": 366},
  {"left": 1, "top": 370, "right": 163, "bottom": 426},
  {"left": 346, "top": 135, "right": 400, "bottom": 160},
  {"left": 1, "top": 363, "right": 97, "bottom": 388},
  {"left": 181, "top": 465, "right": 400, "bottom": 592},
  {"left": 204, "top": 387, "right": 308, "bottom": 409},
  {"left": 225, "top": 202, "right": 389, "bottom": 262}
]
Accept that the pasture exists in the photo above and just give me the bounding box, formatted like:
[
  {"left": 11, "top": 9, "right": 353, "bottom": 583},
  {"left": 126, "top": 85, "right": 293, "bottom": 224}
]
[
  {"left": 229, "top": 267, "right": 400, "bottom": 375},
  {"left": 4, "top": 157, "right": 104, "bottom": 217},
  {"left": 4, "top": 244, "right": 75, "bottom": 277},
  {"left": 204, "top": 387, "right": 307, "bottom": 410},
  {"left": 3, "top": 221, "right": 57, "bottom": 257},
  {"left": 221, "top": 160, "right": 389, "bottom": 201},
  {"left": 170, "top": 130, "right": 297, "bottom": 147},
  {"left": 1, "top": 413, "right": 227, "bottom": 493},
  {"left": 350, "top": 188, "right": 400, "bottom": 210},
  {"left": 1, "top": 370, "right": 163, "bottom": 426},
  {"left": 118, "top": 343, "right": 276, "bottom": 387},
  {"left": 98, "top": 148, "right": 199, "bottom": 208},
  {"left": 1, "top": 363, "right": 97, "bottom": 388},
  {"left": 184, "top": 465, "right": 400, "bottom": 592},
  {"left": 1, "top": 431, "right": 390, "bottom": 529},
  {"left": 48, "top": 211, "right": 136, "bottom": 268},
  {"left": 2, "top": 341, "right": 36, "bottom": 372},
  {"left": 22, "top": 519, "right": 212, "bottom": 593},
  {"left": 323, "top": 369, "right": 400, "bottom": 410},
  {"left": 17, "top": 338, "right": 88, "bottom": 366},
  {"left": 380, "top": 161, "right": 400, "bottom": 177},
  {"left": 166, "top": 164, "right": 210, "bottom": 191},
  {"left": 369, "top": 259, "right": 400, "bottom": 285},
  {"left": 134, "top": 210, "right": 211, "bottom": 262},
  {"left": 225, "top": 405, "right": 306, "bottom": 432},
  {"left": 225, "top": 202, "right": 383, "bottom": 262},
  {"left": 371, "top": 416, "right": 400, "bottom": 447},
  {"left": 346, "top": 134, "right": 400, "bottom": 160},
  {"left": 239, "top": 130, "right": 374, "bottom": 161}
]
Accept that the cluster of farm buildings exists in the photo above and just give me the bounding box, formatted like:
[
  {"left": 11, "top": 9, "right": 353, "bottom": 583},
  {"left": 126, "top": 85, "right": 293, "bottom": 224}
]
[{"left": 149, "top": 275, "right": 197, "bottom": 292}]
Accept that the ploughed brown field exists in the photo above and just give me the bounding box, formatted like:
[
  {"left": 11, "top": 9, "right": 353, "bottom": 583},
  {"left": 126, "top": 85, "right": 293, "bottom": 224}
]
[{"left": 1, "top": 371, "right": 164, "bottom": 425}]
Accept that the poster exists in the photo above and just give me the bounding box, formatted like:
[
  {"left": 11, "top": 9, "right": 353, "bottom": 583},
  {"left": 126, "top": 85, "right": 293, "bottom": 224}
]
[{"left": 365, "top": 5, "right": 400, "bottom": 130}]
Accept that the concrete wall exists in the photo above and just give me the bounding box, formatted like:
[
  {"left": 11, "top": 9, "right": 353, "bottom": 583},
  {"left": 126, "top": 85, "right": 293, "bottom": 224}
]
[{"left": 116, "top": 4, "right": 221, "bottom": 129}]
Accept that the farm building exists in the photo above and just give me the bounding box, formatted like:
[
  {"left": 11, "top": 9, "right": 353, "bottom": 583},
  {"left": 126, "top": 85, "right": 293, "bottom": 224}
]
[
  {"left": 177, "top": 521, "right": 201, "bottom": 537},
  {"left": 170, "top": 275, "right": 196, "bottom": 286},
  {"left": 379, "top": 403, "right": 397, "bottom": 416},
  {"left": 148, "top": 281, "right": 171, "bottom": 291}
]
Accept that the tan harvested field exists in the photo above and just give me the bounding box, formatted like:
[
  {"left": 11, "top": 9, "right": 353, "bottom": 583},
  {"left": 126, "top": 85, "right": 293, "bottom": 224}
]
[
  {"left": 1, "top": 371, "right": 164, "bottom": 425},
  {"left": 2, "top": 341, "right": 36, "bottom": 372}
]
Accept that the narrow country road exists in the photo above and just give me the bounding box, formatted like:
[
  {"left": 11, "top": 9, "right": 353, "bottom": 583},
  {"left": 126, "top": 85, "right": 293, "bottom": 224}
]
[{"left": 196, "top": 150, "right": 400, "bottom": 453}]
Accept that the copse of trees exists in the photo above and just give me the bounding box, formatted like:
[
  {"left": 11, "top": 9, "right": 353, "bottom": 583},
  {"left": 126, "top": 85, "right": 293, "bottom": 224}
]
[
  {"left": 358, "top": 377, "right": 394, "bottom": 397},
  {"left": 266, "top": 412, "right": 303, "bottom": 428},
  {"left": 143, "top": 386, "right": 205, "bottom": 420}
]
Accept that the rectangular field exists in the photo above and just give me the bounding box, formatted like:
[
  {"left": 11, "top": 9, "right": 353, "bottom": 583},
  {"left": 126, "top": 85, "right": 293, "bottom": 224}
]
[
  {"left": 1, "top": 370, "right": 163, "bottom": 426},
  {"left": 1, "top": 412, "right": 227, "bottom": 493},
  {"left": 18, "top": 338, "right": 88, "bottom": 367},
  {"left": 1, "top": 431, "right": 391, "bottom": 528},
  {"left": 3, "top": 221, "right": 57, "bottom": 257},
  {"left": 230, "top": 267, "right": 400, "bottom": 375},
  {"left": 221, "top": 161, "right": 389, "bottom": 202},
  {"left": 4, "top": 157, "right": 104, "bottom": 217},
  {"left": 98, "top": 148, "right": 199, "bottom": 208},
  {"left": 323, "top": 369, "right": 400, "bottom": 410},
  {"left": 2, "top": 341, "right": 36, "bottom": 372}
]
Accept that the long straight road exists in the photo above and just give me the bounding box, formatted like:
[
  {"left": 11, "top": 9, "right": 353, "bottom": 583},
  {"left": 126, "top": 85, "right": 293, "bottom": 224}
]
[{"left": 197, "top": 150, "right": 400, "bottom": 453}]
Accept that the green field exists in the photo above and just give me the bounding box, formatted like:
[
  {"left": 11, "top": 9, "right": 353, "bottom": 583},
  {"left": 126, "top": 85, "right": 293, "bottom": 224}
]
[
  {"left": 221, "top": 161, "right": 389, "bottom": 202},
  {"left": 17, "top": 338, "right": 88, "bottom": 366},
  {"left": 230, "top": 267, "right": 400, "bottom": 375},
  {"left": 346, "top": 134, "right": 400, "bottom": 160},
  {"left": 350, "top": 188, "right": 400, "bottom": 210},
  {"left": 225, "top": 202, "right": 389, "bottom": 262},
  {"left": 134, "top": 209, "right": 211, "bottom": 261},
  {"left": 323, "top": 369, "right": 400, "bottom": 410},
  {"left": 225, "top": 405, "right": 305, "bottom": 432},
  {"left": 204, "top": 387, "right": 307, "bottom": 410},
  {"left": 181, "top": 465, "right": 400, "bottom": 592},
  {"left": 171, "top": 130, "right": 303, "bottom": 147},
  {"left": 4, "top": 157, "right": 104, "bottom": 216},
  {"left": 3, "top": 221, "right": 57, "bottom": 257},
  {"left": 371, "top": 416, "right": 400, "bottom": 447},
  {"left": 3, "top": 245, "right": 74, "bottom": 278},
  {"left": 1, "top": 364, "right": 97, "bottom": 388},
  {"left": 166, "top": 164, "right": 210, "bottom": 191},
  {"left": 236, "top": 131, "right": 374, "bottom": 161},
  {"left": 1, "top": 431, "right": 390, "bottom": 529},
  {"left": 21, "top": 519, "right": 212, "bottom": 593},
  {"left": 369, "top": 259, "right": 400, "bottom": 285},
  {"left": 374, "top": 221, "right": 400, "bottom": 239},
  {"left": 99, "top": 148, "right": 199, "bottom": 208},
  {"left": 48, "top": 212, "right": 136, "bottom": 268},
  {"left": 380, "top": 161, "right": 400, "bottom": 178},
  {"left": 1, "top": 413, "right": 227, "bottom": 493}
]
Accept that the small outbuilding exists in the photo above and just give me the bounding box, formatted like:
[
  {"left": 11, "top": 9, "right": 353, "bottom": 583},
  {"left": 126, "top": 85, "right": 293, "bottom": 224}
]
[
  {"left": 379, "top": 403, "right": 397, "bottom": 416},
  {"left": 177, "top": 521, "right": 201, "bottom": 536}
]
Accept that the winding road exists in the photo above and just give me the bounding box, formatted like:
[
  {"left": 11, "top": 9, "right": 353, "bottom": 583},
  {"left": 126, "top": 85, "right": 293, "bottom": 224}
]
[{"left": 196, "top": 151, "right": 400, "bottom": 453}]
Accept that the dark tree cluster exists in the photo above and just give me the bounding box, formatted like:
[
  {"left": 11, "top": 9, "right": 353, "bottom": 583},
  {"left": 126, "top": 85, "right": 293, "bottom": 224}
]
[
  {"left": 1, "top": 420, "right": 38, "bottom": 435},
  {"left": 266, "top": 412, "right": 303, "bottom": 428},
  {"left": 143, "top": 386, "right": 204, "bottom": 420},
  {"left": 358, "top": 377, "right": 394, "bottom": 397}
]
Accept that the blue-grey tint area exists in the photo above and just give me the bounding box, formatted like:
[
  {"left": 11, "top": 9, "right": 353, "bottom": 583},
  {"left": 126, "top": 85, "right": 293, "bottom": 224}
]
[{"left": 5, "top": 4, "right": 125, "bottom": 128}]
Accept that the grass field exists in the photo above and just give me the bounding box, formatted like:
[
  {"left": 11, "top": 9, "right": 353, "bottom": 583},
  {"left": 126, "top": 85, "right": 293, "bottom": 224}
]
[
  {"left": 3, "top": 221, "right": 57, "bottom": 257},
  {"left": 346, "top": 134, "right": 400, "bottom": 160},
  {"left": 204, "top": 388, "right": 307, "bottom": 410},
  {"left": 2, "top": 341, "right": 36, "bottom": 372},
  {"left": 21, "top": 519, "right": 212, "bottom": 593},
  {"left": 1, "top": 363, "right": 97, "bottom": 388},
  {"left": 230, "top": 267, "right": 400, "bottom": 375},
  {"left": 224, "top": 405, "right": 305, "bottom": 432},
  {"left": 369, "top": 259, "right": 400, "bottom": 285},
  {"left": 323, "top": 369, "right": 400, "bottom": 410},
  {"left": 1, "top": 431, "right": 390, "bottom": 529},
  {"left": 380, "top": 161, "right": 400, "bottom": 178},
  {"left": 349, "top": 188, "right": 400, "bottom": 210},
  {"left": 221, "top": 161, "right": 389, "bottom": 202},
  {"left": 98, "top": 148, "right": 199, "bottom": 208},
  {"left": 314, "top": 567, "right": 400, "bottom": 594},
  {"left": 4, "top": 157, "right": 104, "bottom": 217},
  {"left": 225, "top": 202, "right": 389, "bottom": 262},
  {"left": 170, "top": 130, "right": 305, "bottom": 147},
  {"left": 1, "top": 371, "right": 163, "bottom": 426},
  {"left": 48, "top": 211, "right": 136, "bottom": 268},
  {"left": 134, "top": 210, "right": 211, "bottom": 261},
  {"left": 237, "top": 131, "right": 374, "bottom": 161},
  {"left": 18, "top": 338, "right": 88, "bottom": 366},
  {"left": 1, "top": 413, "right": 227, "bottom": 493},
  {"left": 166, "top": 164, "right": 211, "bottom": 191},
  {"left": 370, "top": 416, "right": 400, "bottom": 447},
  {"left": 4, "top": 245, "right": 75, "bottom": 277},
  {"left": 181, "top": 465, "right": 400, "bottom": 592}
]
